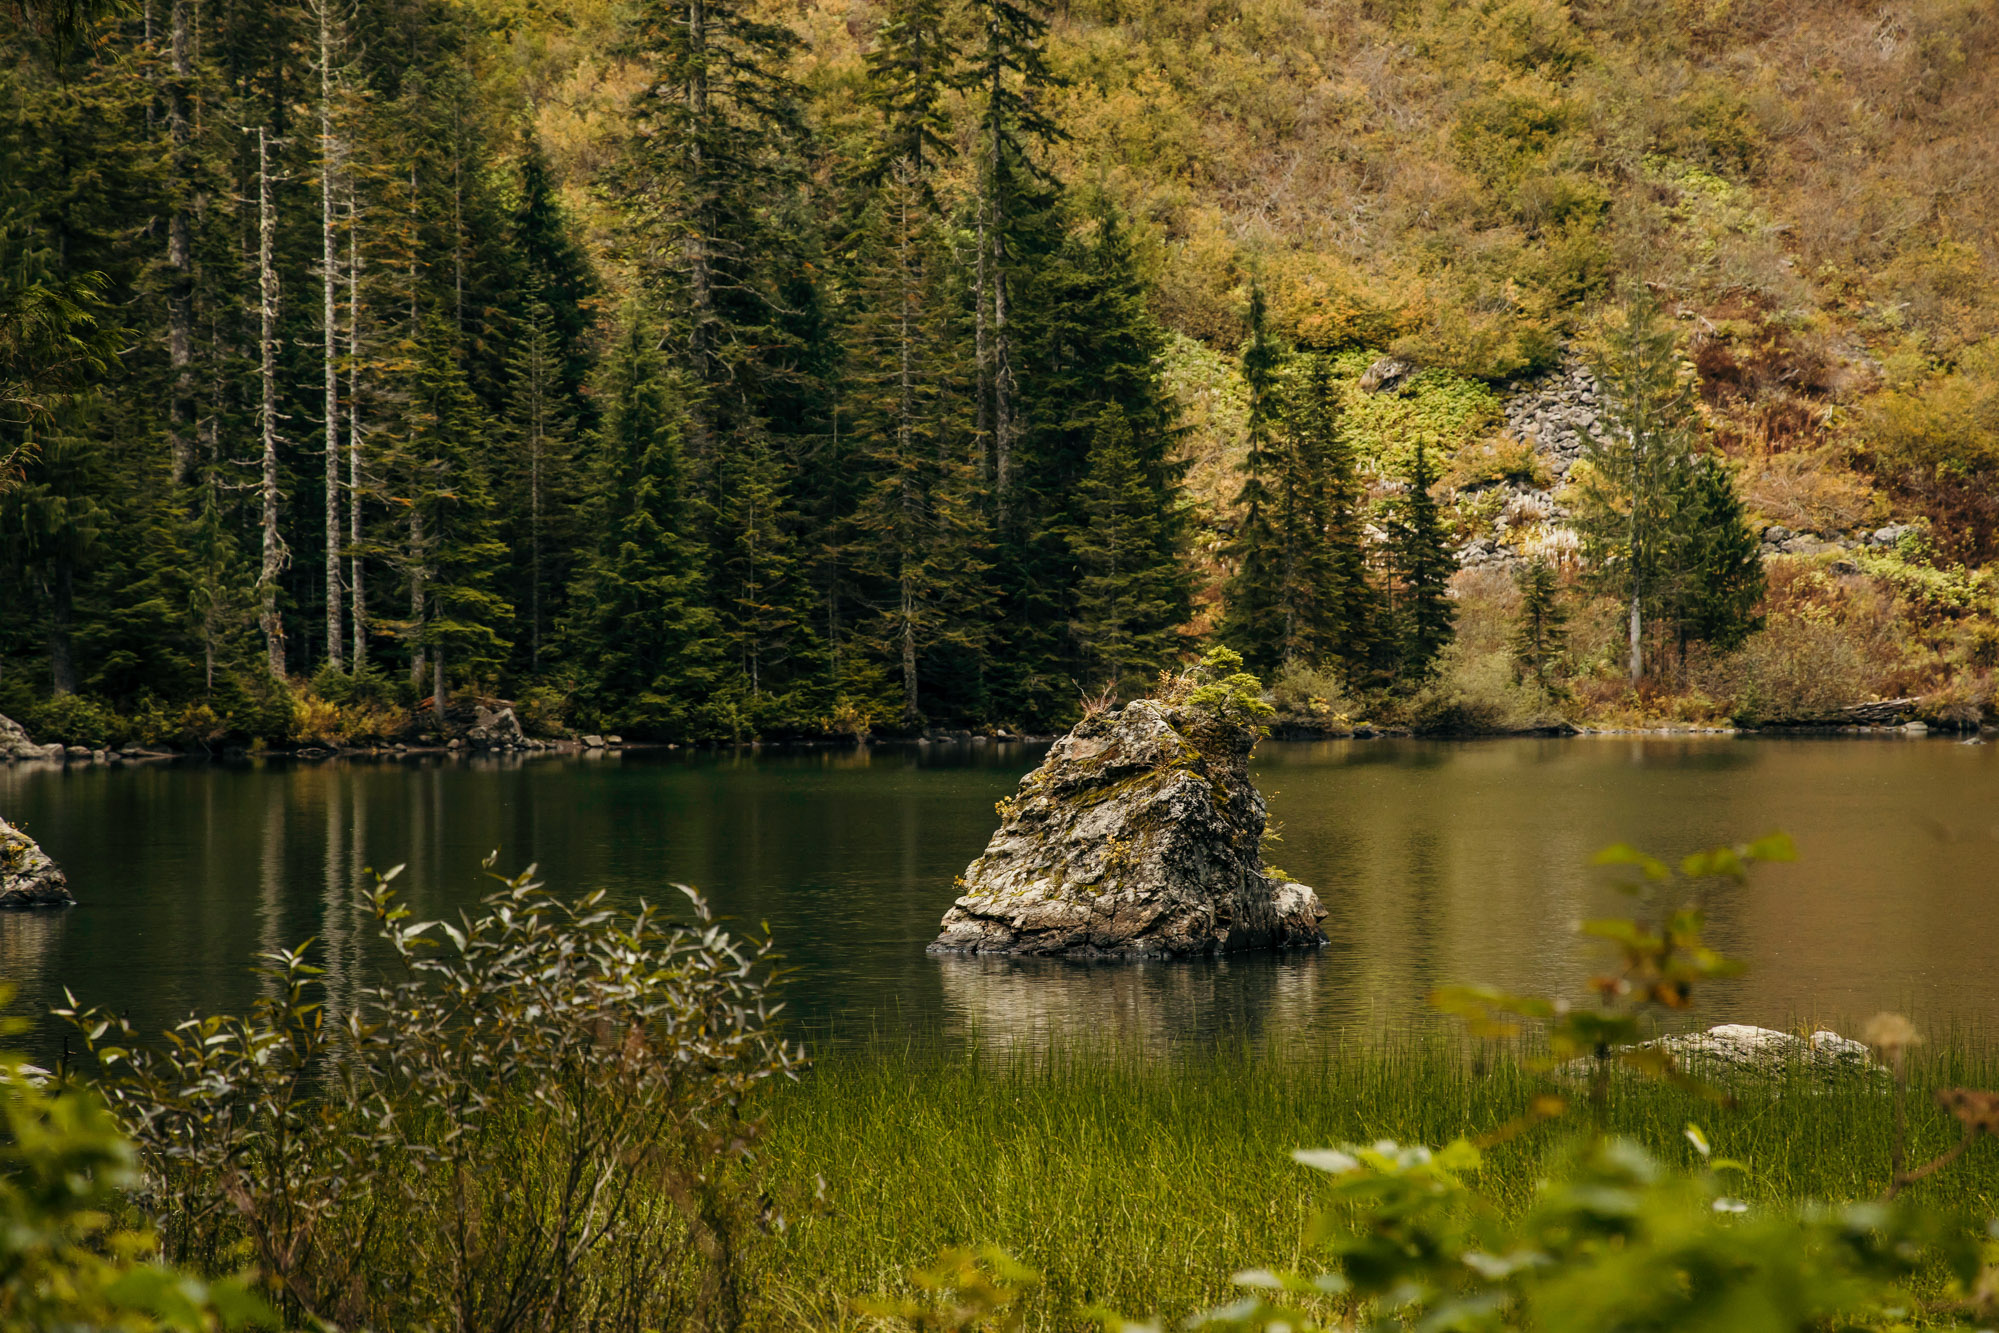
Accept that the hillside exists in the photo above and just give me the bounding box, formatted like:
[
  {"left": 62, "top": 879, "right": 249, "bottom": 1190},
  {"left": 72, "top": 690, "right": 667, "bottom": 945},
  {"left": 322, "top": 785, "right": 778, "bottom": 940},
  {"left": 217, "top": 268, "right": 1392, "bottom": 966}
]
[{"left": 2, "top": 0, "right": 1996, "bottom": 743}]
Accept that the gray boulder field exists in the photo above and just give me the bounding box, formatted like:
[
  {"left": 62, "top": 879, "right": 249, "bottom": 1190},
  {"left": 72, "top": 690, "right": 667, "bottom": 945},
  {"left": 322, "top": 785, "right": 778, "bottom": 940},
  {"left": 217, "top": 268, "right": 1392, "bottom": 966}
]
[
  {"left": 0, "top": 817, "right": 73, "bottom": 907},
  {"left": 929, "top": 696, "right": 1325, "bottom": 958}
]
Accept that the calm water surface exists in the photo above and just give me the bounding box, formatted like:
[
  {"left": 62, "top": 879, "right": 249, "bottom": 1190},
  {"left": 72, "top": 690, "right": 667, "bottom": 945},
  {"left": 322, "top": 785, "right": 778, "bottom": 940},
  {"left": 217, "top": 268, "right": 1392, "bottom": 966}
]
[{"left": 3, "top": 736, "right": 1996, "bottom": 1062}]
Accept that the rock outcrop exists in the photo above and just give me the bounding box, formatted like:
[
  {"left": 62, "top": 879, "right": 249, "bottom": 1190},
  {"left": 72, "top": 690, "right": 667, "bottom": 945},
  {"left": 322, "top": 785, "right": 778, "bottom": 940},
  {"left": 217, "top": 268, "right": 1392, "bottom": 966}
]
[
  {"left": 929, "top": 698, "right": 1326, "bottom": 958},
  {"left": 0, "top": 713, "right": 58, "bottom": 763},
  {"left": 0, "top": 818, "right": 73, "bottom": 907}
]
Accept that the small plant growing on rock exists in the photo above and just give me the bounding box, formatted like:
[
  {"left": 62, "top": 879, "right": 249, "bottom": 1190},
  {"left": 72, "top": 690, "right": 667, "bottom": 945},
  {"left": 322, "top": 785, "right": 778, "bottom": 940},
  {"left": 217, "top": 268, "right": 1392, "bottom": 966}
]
[{"left": 1159, "top": 647, "right": 1274, "bottom": 728}]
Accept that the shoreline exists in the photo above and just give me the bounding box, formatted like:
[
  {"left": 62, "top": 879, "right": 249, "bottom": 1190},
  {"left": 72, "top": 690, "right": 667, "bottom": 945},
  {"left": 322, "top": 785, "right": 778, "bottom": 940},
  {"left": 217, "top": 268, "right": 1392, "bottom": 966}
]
[{"left": 1, "top": 720, "right": 1990, "bottom": 767}]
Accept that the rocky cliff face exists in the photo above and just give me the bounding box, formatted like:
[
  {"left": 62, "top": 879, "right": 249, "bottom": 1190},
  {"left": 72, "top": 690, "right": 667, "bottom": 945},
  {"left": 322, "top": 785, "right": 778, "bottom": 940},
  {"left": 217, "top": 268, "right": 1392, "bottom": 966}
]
[
  {"left": 0, "top": 818, "right": 72, "bottom": 907},
  {"left": 929, "top": 699, "right": 1325, "bottom": 958}
]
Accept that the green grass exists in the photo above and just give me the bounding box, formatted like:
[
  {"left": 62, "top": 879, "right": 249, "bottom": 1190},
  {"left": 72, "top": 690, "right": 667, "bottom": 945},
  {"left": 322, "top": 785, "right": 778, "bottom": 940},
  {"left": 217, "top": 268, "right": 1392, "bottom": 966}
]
[{"left": 748, "top": 1035, "right": 1999, "bottom": 1330}]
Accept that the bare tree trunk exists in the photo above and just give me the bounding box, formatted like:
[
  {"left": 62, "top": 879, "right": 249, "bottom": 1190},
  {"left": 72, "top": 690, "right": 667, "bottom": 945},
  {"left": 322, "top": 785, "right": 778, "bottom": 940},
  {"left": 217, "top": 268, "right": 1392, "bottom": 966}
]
[
  {"left": 254, "top": 125, "right": 288, "bottom": 680},
  {"left": 432, "top": 641, "right": 445, "bottom": 726},
  {"left": 319, "top": 0, "right": 345, "bottom": 670},
  {"left": 897, "top": 175, "right": 919, "bottom": 724},
  {"left": 529, "top": 414, "right": 542, "bottom": 673},
  {"left": 166, "top": 0, "right": 194, "bottom": 485},
  {"left": 683, "top": 0, "right": 713, "bottom": 464},
  {"left": 347, "top": 192, "right": 365, "bottom": 668},
  {"left": 1628, "top": 592, "right": 1643, "bottom": 683},
  {"left": 408, "top": 506, "right": 426, "bottom": 689},
  {"left": 985, "top": 77, "right": 1014, "bottom": 525},
  {"left": 48, "top": 560, "right": 78, "bottom": 695},
  {"left": 973, "top": 185, "right": 990, "bottom": 492}
]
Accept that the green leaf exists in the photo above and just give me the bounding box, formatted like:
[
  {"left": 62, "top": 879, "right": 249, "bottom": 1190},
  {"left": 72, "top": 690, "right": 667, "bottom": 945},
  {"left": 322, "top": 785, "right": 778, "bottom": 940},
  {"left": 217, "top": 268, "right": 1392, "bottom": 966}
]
[{"left": 1592, "top": 843, "right": 1669, "bottom": 880}]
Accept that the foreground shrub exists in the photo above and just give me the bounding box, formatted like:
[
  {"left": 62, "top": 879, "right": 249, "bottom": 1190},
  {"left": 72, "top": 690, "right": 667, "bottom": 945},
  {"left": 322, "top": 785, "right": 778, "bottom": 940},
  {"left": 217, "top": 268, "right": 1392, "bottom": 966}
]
[
  {"left": 1, "top": 988, "right": 273, "bottom": 1331},
  {"left": 64, "top": 866, "right": 802, "bottom": 1332}
]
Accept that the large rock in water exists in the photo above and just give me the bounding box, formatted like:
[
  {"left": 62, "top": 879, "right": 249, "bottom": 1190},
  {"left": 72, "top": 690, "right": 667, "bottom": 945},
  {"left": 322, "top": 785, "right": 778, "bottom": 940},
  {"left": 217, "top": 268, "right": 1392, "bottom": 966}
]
[
  {"left": 0, "top": 817, "right": 73, "bottom": 907},
  {"left": 929, "top": 698, "right": 1326, "bottom": 957}
]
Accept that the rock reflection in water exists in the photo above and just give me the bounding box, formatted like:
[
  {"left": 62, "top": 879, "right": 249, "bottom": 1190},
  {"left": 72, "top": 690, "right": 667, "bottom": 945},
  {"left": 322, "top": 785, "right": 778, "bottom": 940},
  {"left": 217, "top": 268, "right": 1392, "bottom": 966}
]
[{"left": 934, "top": 950, "right": 1328, "bottom": 1055}]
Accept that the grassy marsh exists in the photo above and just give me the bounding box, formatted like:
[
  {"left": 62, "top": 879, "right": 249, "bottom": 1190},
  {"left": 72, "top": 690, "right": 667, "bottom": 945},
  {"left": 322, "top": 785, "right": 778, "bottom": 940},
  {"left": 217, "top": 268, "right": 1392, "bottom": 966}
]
[{"left": 752, "top": 1035, "right": 1999, "bottom": 1329}]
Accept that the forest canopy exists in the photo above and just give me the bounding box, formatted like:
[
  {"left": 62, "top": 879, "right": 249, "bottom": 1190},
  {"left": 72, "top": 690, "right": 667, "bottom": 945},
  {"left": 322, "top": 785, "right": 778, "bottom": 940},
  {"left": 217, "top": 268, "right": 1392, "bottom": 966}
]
[{"left": 4, "top": 0, "right": 1998, "bottom": 743}]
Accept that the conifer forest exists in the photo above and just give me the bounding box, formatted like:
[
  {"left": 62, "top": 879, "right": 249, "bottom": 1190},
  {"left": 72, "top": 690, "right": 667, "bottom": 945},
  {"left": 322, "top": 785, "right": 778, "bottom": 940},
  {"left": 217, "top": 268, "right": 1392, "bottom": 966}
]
[{"left": 6, "top": 0, "right": 1999, "bottom": 744}]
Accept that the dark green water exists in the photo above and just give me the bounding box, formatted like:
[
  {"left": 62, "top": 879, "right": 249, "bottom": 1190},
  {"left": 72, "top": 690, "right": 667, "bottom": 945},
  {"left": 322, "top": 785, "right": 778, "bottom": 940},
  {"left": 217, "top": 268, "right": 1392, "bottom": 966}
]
[{"left": 3, "top": 736, "right": 1996, "bottom": 1062}]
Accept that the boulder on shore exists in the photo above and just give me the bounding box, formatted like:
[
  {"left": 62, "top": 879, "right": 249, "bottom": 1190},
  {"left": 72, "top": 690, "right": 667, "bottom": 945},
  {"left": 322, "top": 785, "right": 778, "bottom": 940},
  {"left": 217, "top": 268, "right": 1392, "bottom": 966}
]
[
  {"left": 0, "top": 712, "right": 55, "bottom": 762},
  {"left": 0, "top": 817, "right": 73, "bottom": 907},
  {"left": 929, "top": 697, "right": 1326, "bottom": 958}
]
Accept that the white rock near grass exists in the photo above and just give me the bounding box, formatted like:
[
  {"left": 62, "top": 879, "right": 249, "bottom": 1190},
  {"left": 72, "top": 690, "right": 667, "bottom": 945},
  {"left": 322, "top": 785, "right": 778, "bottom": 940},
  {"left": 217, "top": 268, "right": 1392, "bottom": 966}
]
[{"left": 1589, "top": 1024, "right": 1880, "bottom": 1083}]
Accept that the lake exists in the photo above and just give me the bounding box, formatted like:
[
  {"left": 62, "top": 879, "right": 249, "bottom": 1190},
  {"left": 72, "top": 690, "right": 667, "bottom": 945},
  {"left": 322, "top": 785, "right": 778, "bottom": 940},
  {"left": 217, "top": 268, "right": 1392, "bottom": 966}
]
[{"left": 3, "top": 735, "right": 1996, "bottom": 1064}]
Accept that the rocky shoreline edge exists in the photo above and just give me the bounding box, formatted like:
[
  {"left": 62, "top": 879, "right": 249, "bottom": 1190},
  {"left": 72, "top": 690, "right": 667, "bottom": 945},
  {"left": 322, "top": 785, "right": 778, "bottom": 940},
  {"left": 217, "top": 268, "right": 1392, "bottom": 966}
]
[{"left": 2, "top": 708, "right": 1987, "bottom": 766}]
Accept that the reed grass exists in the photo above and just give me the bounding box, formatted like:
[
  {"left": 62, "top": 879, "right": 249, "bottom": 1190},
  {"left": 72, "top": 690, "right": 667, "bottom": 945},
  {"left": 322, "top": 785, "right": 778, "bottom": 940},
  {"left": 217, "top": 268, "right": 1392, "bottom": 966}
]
[{"left": 748, "top": 1034, "right": 1999, "bottom": 1330}]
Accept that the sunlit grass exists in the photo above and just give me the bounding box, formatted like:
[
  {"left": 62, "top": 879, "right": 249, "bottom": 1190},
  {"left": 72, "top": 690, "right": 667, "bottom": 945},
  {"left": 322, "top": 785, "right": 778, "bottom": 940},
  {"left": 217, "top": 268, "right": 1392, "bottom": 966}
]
[{"left": 750, "top": 1034, "right": 1999, "bottom": 1330}]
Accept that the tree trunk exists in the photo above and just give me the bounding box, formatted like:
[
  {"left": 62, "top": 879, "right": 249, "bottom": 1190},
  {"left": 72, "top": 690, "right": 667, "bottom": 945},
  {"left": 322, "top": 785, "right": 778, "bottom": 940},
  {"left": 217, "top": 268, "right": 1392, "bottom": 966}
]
[
  {"left": 347, "top": 193, "right": 365, "bottom": 667},
  {"left": 409, "top": 506, "right": 426, "bottom": 689},
  {"left": 320, "top": 2, "right": 345, "bottom": 670},
  {"left": 683, "top": 0, "right": 714, "bottom": 465},
  {"left": 165, "top": 0, "right": 194, "bottom": 486},
  {"left": 529, "top": 411, "right": 543, "bottom": 673},
  {"left": 48, "top": 559, "right": 78, "bottom": 696},
  {"left": 1628, "top": 591, "right": 1643, "bottom": 682},
  {"left": 432, "top": 641, "right": 445, "bottom": 726},
  {"left": 254, "top": 126, "right": 287, "bottom": 680}
]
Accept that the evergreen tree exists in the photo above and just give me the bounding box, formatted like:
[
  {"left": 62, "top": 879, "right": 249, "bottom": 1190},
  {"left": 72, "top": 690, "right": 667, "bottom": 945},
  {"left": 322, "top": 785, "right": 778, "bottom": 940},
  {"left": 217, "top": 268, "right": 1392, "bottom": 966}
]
[
  {"left": 1310, "top": 361, "right": 1382, "bottom": 686},
  {"left": 567, "top": 312, "right": 720, "bottom": 739},
  {"left": 1512, "top": 558, "right": 1568, "bottom": 688},
  {"left": 842, "top": 160, "right": 988, "bottom": 727},
  {"left": 1069, "top": 404, "right": 1186, "bottom": 689},
  {"left": 998, "top": 199, "right": 1185, "bottom": 716},
  {"left": 1219, "top": 284, "right": 1286, "bottom": 676},
  {"left": 1674, "top": 452, "right": 1765, "bottom": 652},
  {"left": 858, "top": 0, "right": 959, "bottom": 188},
  {"left": 966, "top": 0, "right": 1063, "bottom": 517},
  {"left": 509, "top": 134, "right": 596, "bottom": 413},
  {"left": 1388, "top": 438, "right": 1455, "bottom": 679},
  {"left": 621, "top": 0, "right": 807, "bottom": 466},
  {"left": 1575, "top": 294, "right": 1696, "bottom": 681},
  {"left": 390, "top": 314, "right": 510, "bottom": 718},
  {"left": 500, "top": 284, "right": 576, "bottom": 678}
]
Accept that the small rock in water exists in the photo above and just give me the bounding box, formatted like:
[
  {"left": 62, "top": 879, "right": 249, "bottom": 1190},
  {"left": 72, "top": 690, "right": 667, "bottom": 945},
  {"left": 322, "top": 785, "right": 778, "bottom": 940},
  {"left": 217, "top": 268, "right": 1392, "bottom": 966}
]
[
  {"left": 930, "top": 697, "right": 1326, "bottom": 958},
  {"left": 0, "top": 816, "right": 74, "bottom": 907}
]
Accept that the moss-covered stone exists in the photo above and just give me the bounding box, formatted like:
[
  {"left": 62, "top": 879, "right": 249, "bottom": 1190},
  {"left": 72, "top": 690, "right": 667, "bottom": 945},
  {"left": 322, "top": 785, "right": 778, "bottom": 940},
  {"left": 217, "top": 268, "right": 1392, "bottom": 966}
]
[{"left": 927, "top": 699, "right": 1325, "bottom": 958}]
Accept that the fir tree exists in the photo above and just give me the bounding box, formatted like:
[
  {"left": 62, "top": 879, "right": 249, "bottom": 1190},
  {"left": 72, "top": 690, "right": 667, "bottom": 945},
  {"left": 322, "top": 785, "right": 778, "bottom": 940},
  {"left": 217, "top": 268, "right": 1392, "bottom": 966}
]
[
  {"left": 1069, "top": 404, "right": 1185, "bottom": 689},
  {"left": 1310, "top": 360, "right": 1381, "bottom": 686},
  {"left": 1219, "top": 284, "right": 1287, "bottom": 676},
  {"left": 858, "top": 0, "right": 959, "bottom": 188},
  {"left": 1389, "top": 438, "right": 1455, "bottom": 679},
  {"left": 392, "top": 314, "right": 511, "bottom": 717},
  {"left": 1512, "top": 558, "right": 1568, "bottom": 688},
  {"left": 500, "top": 284, "right": 576, "bottom": 677},
  {"left": 1575, "top": 294, "right": 1696, "bottom": 681},
  {"left": 1675, "top": 452, "right": 1765, "bottom": 652},
  {"left": 567, "top": 312, "right": 719, "bottom": 740},
  {"left": 842, "top": 159, "right": 988, "bottom": 727},
  {"left": 966, "top": 0, "right": 1064, "bottom": 518}
]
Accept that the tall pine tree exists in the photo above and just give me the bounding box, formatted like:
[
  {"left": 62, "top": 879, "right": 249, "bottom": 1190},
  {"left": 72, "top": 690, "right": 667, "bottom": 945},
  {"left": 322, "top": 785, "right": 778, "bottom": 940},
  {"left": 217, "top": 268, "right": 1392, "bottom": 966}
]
[
  {"left": 1388, "top": 438, "right": 1455, "bottom": 679},
  {"left": 1069, "top": 404, "right": 1187, "bottom": 691},
  {"left": 567, "top": 311, "right": 719, "bottom": 740}
]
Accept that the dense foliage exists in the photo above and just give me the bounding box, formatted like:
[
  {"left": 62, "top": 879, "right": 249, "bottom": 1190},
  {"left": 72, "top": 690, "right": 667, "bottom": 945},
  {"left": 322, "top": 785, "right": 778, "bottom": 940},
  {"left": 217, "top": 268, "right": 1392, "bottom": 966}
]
[
  {"left": 60, "top": 868, "right": 801, "bottom": 1332},
  {"left": 3, "top": 0, "right": 1997, "bottom": 742}
]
